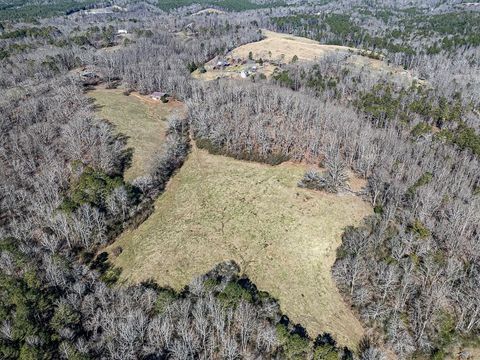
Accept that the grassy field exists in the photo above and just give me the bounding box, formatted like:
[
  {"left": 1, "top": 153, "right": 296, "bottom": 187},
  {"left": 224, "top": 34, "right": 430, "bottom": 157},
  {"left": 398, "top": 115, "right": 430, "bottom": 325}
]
[
  {"left": 194, "top": 29, "right": 420, "bottom": 84},
  {"left": 88, "top": 88, "right": 185, "bottom": 181},
  {"left": 108, "top": 147, "right": 372, "bottom": 347},
  {"left": 192, "top": 8, "right": 226, "bottom": 15},
  {"left": 231, "top": 29, "right": 356, "bottom": 62}
]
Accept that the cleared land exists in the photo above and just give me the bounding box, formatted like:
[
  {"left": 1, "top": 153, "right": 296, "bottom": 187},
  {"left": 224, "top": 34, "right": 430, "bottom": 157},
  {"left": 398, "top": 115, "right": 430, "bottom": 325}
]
[
  {"left": 108, "top": 147, "right": 372, "bottom": 347},
  {"left": 88, "top": 88, "right": 184, "bottom": 181},
  {"left": 194, "top": 29, "right": 419, "bottom": 83},
  {"left": 231, "top": 29, "right": 357, "bottom": 62},
  {"left": 192, "top": 8, "right": 225, "bottom": 15}
]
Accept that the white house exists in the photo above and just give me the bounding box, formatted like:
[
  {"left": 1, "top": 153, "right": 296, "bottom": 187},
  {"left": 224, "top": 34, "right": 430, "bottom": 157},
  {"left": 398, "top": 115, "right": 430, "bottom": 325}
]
[{"left": 117, "top": 29, "right": 128, "bottom": 35}]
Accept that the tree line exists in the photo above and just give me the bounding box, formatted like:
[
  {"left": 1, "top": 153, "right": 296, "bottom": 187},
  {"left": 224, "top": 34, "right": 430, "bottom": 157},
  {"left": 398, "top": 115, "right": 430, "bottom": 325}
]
[
  {"left": 0, "top": 6, "right": 379, "bottom": 359},
  {"left": 1, "top": 1, "right": 480, "bottom": 359}
]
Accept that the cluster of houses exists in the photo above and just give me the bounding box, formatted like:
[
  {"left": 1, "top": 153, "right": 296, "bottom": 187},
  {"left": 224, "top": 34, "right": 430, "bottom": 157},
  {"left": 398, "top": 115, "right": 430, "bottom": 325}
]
[
  {"left": 214, "top": 59, "right": 230, "bottom": 68},
  {"left": 213, "top": 57, "right": 258, "bottom": 69},
  {"left": 212, "top": 57, "right": 260, "bottom": 79},
  {"left": 84, "top": 5, "right": 127, "bottom": 15},
  {"left": 241, "top": 65, "right": 258, "bottom": 78}
]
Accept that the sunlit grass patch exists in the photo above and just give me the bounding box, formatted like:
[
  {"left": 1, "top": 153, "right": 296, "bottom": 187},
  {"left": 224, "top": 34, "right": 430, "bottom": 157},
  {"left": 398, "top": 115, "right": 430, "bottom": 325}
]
[
  {"left": 89, "top": 88, "right": 184, "bottom": 181},
  {"left": 108, "top": 147, "right": 372, "bottom": 347}
]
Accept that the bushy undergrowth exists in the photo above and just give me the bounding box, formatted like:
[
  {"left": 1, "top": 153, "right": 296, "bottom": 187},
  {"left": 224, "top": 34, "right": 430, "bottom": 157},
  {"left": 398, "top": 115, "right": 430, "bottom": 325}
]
[{"left": 196, "top": 137, "right": 290, "bottom": 165}]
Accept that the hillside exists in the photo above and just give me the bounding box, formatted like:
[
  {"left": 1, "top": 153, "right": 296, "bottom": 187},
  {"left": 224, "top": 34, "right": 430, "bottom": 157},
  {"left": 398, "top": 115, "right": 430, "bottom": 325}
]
[
  {"left": 2, "top": 1, "right": 480, "bottom": 359},
  {"left": 231, "top": 29, "right": 356, "bottom": 62},
  {"left": 107, "top": 146, "right": 372, "bottom": 347},
  {"left": 194, "top": 30, "right": 420, "bottom": 84}
]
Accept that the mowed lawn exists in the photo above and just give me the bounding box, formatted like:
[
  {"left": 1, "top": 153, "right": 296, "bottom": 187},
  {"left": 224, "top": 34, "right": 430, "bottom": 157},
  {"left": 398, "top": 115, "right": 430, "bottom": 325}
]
[
  {"left": 108, "top": 147, "right": 372, "bottom": 347},
  {"left": 89, "top": 88, "right": 184, "bottom": 181}
]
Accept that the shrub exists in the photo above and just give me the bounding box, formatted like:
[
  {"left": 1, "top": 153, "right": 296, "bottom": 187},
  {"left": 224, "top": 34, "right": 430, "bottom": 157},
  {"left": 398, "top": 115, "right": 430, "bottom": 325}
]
[
  {"left": 187, "top": 62, "right": 198, "bottom": 72},
  {"left": 203, "top": 278, "right": 220, "bottom": 291},
  {"left": 60, "top": 166, "right": 128, "bottom": 212},
  {"left": 432, "top": 250, "right": 447, "bottom": 266},
  {"left": 409, "top": 220, "right": 431, "bottom": 239},
  {"left": 90, "top": 252, "right": 121, "bottom": 285},
  {"left": 195, "top": 137, "right": 224, "bottom": 155},
  {"left": 217, "top": 282, "right": 252, "bottom": 308},
  {"left": 411, "top": 122, "right": 432, "bottom": 137},
  {"left": 273, "top": 70, "right": 295, "bottom": 89},
  {"left": 161, "top": 95, "right": 169, "bottom": 103},
  {"left": 335, "top": 247, "right": 348, "bottom": 260},
  {"left": 415, "top": 172, "right": 433, "bottom": 188},
  {"left": 313, "top": 345, "right": 338, "bottom": 360},
  {"left": 298, "top": 170, "right": 323, "bottom": 190},
  {"left": 451, "top": 125, "right": 480, "bottom": 157},
  {"left": 434, "top": 310, "right": 456, "bottom": 350},
  {"left": 154, "top": 289, "right": 177, "bottom": 315},
  {"left": 313, "top": 333, "right": 339, "bottom": 360},
  {"left": 112, "top": 246, "right": 123, "bottom": 257},
  {"left": 407, "top": 172, "right": 433, "bottom": 197},
  {"left": 90, "top": 252, "right": 109, "bottom": 272},
  {"left": 373, "top": 204, "right": 384, "bottom": 214},
  {"left": 100, "top": 267, "right": 122, "bottom": 286},
  {"left": 431, "top": 349, "right": 446, "bottom": 360},
  {"left": 195, "top": 137, "right": 289, "bottom": 165},
  {"left": 276, "top": 324, "right": 310, "bottom": 359},
  {"left": 298, "top": 152, "right": 348, "bottom": 193},
  {"left": 50, "top": 303, "right": 80, "bottom": 333}
]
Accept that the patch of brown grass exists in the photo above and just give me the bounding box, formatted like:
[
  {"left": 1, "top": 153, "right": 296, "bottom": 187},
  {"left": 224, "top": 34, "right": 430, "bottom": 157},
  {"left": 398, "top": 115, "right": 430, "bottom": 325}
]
[
  {"left": 231, "top": 30, "right": 355, "bottom": 63},
  {"left": 192, "top": 8, "right": 225, "bottom": 15},
  {"left": 107, "top": 147, "right": 372, "bottom": 347}
]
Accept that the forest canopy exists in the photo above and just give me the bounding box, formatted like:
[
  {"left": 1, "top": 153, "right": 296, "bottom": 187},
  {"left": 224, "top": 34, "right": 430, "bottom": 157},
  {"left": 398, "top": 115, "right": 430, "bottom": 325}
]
[{"left": 0, "top": 0, "right": 479, "bottom": 359}]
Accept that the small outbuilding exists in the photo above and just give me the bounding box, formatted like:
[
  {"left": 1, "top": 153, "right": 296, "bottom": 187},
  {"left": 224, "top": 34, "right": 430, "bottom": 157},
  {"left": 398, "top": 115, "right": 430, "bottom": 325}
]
[
  {"left": 151, "top": 92, "right": 169, "bottom": 101},
  {"left": 216, "top": 60, "right": 230, "bottom": 67},
  {"left": 81, "top": 71, "right": 96, "bottom": 78},
  {"left": 78, "top": 67, "right": 102, "bottom": 86}
]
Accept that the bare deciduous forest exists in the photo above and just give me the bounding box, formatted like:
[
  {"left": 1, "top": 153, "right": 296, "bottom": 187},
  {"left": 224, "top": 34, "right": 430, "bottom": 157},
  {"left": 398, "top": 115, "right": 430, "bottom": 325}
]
[{"left": 0, "top": 0, "right": 479, "bottom": 359}]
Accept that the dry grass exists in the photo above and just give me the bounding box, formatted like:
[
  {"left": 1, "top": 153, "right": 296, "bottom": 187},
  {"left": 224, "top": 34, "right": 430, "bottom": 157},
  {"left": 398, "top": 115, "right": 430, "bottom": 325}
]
[
  {"left": 88, "top": 88, "right": 185, "bottom": 181},
  {"left": 231, "top": 30, "right": 356, "bottom": 63},
  {"left": 446, "top": 345, "right": 480, "bottom": 360},
  {"left": 192, "top": 8, "right": 225, "bottom": 15},
  {"left": 194, "top": 29, "right": 420, "bottom": 84},
  {"left": 107, "top": 147, "right": 372, "bottom": 347}
]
